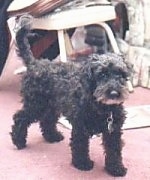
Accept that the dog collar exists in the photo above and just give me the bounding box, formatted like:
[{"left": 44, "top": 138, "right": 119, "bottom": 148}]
[{"left": 107, "top": 111, "right": 114, "bottom": 134}]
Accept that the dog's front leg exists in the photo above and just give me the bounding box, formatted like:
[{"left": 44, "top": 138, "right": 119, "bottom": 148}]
[
  {"left": 70, "top": 127, "right": 94, "bottom": 171},
  {"left": 102, "top": 130, "right": 127, "bottom": 177}
]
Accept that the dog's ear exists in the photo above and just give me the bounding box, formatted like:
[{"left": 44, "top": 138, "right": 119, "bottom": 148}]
[
  {"left": 78, "top": 60, "right": 97, "bottom": 92},
  {"left": 75, "top": 55, "right": 93, "bottom": 80},
  {"left": 80, "top": 59, "right": 102, "bottom": 94},
  {"left": 80, "top": 62, "right": 93, "bottom": 80}
]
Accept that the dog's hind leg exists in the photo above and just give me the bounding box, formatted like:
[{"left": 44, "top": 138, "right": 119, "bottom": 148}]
[
  {"left": 39, "top": 110, "right": 64, "bottom": 143},
  {"left": 10, "top": 109, "right": 36, "bottom": 149},
  {"left": 102, "top": 131, "right": 127, "bottom": 176}
]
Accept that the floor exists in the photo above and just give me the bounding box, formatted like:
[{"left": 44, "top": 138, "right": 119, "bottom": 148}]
[{"left": 0, "top": 42, "right": 150, "bottom": 179}]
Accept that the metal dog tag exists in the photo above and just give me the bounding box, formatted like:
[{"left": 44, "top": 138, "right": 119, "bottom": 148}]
[{"left": 107, "top": 112, "right": 114, "bottom": 134}]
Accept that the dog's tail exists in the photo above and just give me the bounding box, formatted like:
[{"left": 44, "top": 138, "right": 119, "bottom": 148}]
[{"left": 15, "top": 15, "right": 35, "bottom": 66}]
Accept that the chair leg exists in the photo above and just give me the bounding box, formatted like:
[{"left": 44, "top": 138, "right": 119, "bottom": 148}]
[
  {"left": 97, "top": 22, "right": 120, "bottom": 54},
  {"left": 57, "top": 30, "right": 67, "bottom": 62},
  {"left": 64, "top": 30, "right": 75, "bottom": 56}
]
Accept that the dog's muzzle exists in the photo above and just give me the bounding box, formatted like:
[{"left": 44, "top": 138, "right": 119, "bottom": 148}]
[{"left": 93, "top": 87, "right": 129, "bottom": 105}]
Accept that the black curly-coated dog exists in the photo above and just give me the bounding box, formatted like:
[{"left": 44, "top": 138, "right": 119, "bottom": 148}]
[{"left": 10, "top": 15, "right": 131, "bottom": 177}]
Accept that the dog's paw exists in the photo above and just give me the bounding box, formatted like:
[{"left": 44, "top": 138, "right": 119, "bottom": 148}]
[
  {"left": 72, "top": 159, "right": 94, "bottom": 171},
  {"left": 16, "top": 143, "right": 27, "bottom": 150},
  {"left": 105, "top": 164, "right": 127, "bottom": 177},
  {"left": 44, "top": 132, "right": 64, "bottom": 143},
  {"left": 10, "top": 132, "right": 27, "bottom": 150},
  {"left": 12, "top": 142, "right": 26, "bottom": 150}
]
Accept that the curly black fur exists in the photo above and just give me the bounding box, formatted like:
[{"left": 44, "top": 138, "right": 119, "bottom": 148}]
[{"left": 10, "top": 15, "right": 131, "bottom": 177}]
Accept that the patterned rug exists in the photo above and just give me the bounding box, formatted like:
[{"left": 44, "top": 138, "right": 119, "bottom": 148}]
[{"left": 123, "top": 105, "right": 150, "bottom": 130}]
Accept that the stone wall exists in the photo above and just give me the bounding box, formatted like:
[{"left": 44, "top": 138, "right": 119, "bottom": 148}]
[{"left": 112, "top": 0, "right": 150, "bottom": 88}]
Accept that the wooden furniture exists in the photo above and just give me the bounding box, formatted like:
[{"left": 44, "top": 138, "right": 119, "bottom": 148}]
[
  {"left": 32, "top": 5, "right": 120, "bottom": 62},
  {"left": 8, "top": 0, "right": 121, "bottom": 62}
]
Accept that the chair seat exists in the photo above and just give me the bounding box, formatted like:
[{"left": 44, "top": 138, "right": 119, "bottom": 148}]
[{"left": 32, "top": 5, "right": 116, "bottom": 30}]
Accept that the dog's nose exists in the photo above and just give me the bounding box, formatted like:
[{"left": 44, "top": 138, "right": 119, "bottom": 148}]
[{"left": 109, "top": 90, "right": 120, "bottom": 99}]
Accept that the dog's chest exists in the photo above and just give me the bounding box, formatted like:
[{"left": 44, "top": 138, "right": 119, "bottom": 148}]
[
  {"left": 84, "top": 104, "right": 125, "bottom": 136},
  {"left": 84, "top": 109, "right": 109, "bottom": 136}
]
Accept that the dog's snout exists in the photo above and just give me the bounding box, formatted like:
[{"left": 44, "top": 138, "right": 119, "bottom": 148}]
[{"left": 109, "top": 90, "right": 120, "bottom": 99}]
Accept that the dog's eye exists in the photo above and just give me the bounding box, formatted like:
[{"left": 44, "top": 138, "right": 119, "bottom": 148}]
[
  {"left": 121, "top": 72, "right": 128, "bottom": 80},
  {"left": 99, "top": 73, "right": 108, "bottom": 79},
  {"left": 114, "top": 70, "right": 127, "bottom": 79},
  {"left": 115, "top": 74, "right": 122, "bottom": 79}
]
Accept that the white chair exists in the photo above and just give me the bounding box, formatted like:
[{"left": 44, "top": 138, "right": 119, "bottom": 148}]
[
  {"left": 8, "top": 0, "right": 120, "bottom": 62},
  {"left": 32, "top": 5, "right": 120, "bottom": 62}
]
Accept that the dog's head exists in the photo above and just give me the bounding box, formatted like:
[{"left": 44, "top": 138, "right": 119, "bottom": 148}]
[{"left": 83, "top": 53, "right": 132, "bottom": 105}]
